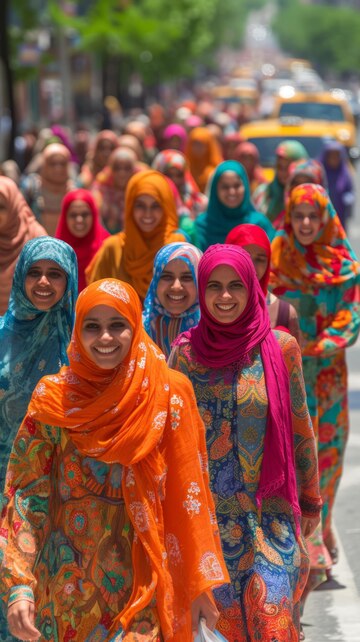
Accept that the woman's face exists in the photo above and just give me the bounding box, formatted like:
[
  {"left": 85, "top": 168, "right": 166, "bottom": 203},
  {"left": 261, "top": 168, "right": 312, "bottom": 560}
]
[
  {"left": 46, "top": 154, "right": 68, "bottom": 182},
  {"left": 0, "top": 194, "right": 8, "bottom": 230},
  {"left": 96, "top": 139, "right": 115, "bottom": 167},
  {"left": 168, "top": 135, "right": 182, "bottom": 151},
  {"left": 25, "top": 259, "right": 67, "bottom": 310},
  {"left": 325, "top": 149, "right": 341, "bottom": 169},
  {"left": 242, "top": 244, "right": 268, "bottom": 281},
  {"left": 112, "top": 158, "right": 134, "bottom": 189},
  {"left": 66, "top": 200, "right": 93, "bottom": 238},
  {"left": 290, "top": 202, "right": 322, "bottom": 246},
  {"left": 190, "top": 140, "right": 207, "bottom": 158},
  {"left": 276, "top": 156, "right": 292, "bottom": 186},
  {"left": 81, "top": 304, "right": 133, "bottom": 369},
  {"left": 156, "top": 258, "right": 197, "bottom": 316},
  {"left": 205, "top": 264, "right": 248, "bottom": 323},
  {"left": 133, "top": 194, "right": 163, "bottom": 233},
  {"left": 217, "top": 171, "right": 245, "bottom": 208},
  {"left": 166, "top": 166, "right": 184, "bottom": 192}
]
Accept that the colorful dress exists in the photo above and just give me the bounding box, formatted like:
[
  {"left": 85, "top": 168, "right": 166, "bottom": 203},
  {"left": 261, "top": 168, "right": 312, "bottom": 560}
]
[
  {"left": 169, "top": 332, "right": 320, "bottom": 642},
  {"left": 270, "top": 183, "right": 360, "bottom": 588},
  {"left": 143, "top": 242, "right": 202, "bottom": 358},
  {"left": 0, "top": 279, "right": 228, "bottom": 642},
  {"left": 0, "top": 237, "right": 77, "bottom": 642}
]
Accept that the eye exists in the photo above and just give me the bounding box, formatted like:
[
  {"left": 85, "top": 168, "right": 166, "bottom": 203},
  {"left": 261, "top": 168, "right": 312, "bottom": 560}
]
[
  {"left": 206, "top": 283, "right": 219, "bottom": 290},
  {"left": 48, "top": 271, "right": 64, "bottom": 279},
  {"left": 111, "top": 321, "right": 126, "bottom": 329},
  {"left": 181, "top": 275, "right": 194, "bottom": 283},
  {"left": 159, "top": 274, "right": 173, "bottom": 281},
  {"left": 83, "top": 322, "right": 99, "bottom": 330},
  {"left": 26, "top": 269, "right": 41, "bottom": 278}
]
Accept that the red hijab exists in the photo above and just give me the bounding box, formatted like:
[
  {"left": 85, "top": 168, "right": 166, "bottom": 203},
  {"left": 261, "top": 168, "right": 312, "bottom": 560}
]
[
  {"left": 55, "top": 189, "right": 110, "bottom": 291},
  {"left": 225, "top": 223, "right": 271, "bottom": 294}
]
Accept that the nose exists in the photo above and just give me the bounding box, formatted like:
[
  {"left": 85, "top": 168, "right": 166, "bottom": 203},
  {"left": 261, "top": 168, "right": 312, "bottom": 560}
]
[
  {"left": 171, "top": 278, "right": 183, "bottom": 289},
  {"left": 38, "top": 274, "right": 50, "bottom": 286},
  {"left": 99, "top": 328, "right": 113, "bottom": 342},
  {"left": 302, "top": 216, "right": 311, "bottom": 225},
  {"left": 220, "top": 287, "right": 232, "bottom": 300}
]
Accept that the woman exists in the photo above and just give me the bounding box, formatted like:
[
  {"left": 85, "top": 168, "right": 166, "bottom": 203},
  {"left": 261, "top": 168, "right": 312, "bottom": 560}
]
[
  {"left": 161, "top": 124, "right": 188, "bottom": 153},
  {"left": 0, "top": 176, "right": 46, "bottom": 315},
  {"left": 225, "top": 223, "right": 301, "bottom": 343},
  {"left": 143, "top": 242, "right": 202, "bottom": 358},
  {"left": 318, "top": 140, "right": 354, "bottom": 232},
  {"left": 153, "top": 149, "right": 208, "bottom": 218},
  {"left": 85, "top": 170, "right": 187, "bottom": 301},
  {"left": 91, "top": 147, "right": 138, "bottom": 233},
  {"left": 270, "top": 183, "right": 360, "bottom": 594},
  {"left": 21, "top": 143, "right": 74, "bottom": 236},
  {"left": 0, "top": 279, "right": 228, "bottom": 642},
  {"left": 185, "top": 127, "right": 223, "bottom": 193},
  {"left": 169, "top": 244, "right": 322, "bottom": 641},
  {"left": 273, "top": 158, "right": 327, "bottom": 231},
  {"left": 77, "top": 130, "right": 119, "bottom": 189},
  {"left": 233, "top": 141, "right": 267, "bottom": 195},
  {"left": 55, "top": 189, "right": 110, "bottom": 291},
  {"left": 0, "top": 236, "right": 77, "bottom": 642},
  {"left": 193, "top": 161, "right": 275, "bottom": 251},
  {"left": 253, "top": 140, "right": 308, "bottom": 223}
]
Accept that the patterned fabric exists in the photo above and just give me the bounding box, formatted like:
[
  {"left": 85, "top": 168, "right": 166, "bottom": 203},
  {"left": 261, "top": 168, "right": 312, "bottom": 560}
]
[
  {"left": 143, "top": 242, "right": 202, "bottom": 358},
  {"left": 253, "top": 140, "right": 308, "bottom": 223},
  {"left": 152, "top": 149, "right": 208, "bottom": 219},
  {"left": 0, "top": 236, "right": 77, "bottom": 642},
  {"left": 0, "top": 279, "right": 228, "bottom": 641},
  {"left": 194, "top": 161, "right": 275, "bottom": 251},
  {"left": 270, "top": 183, "right": 360, "bottom": 293},
  {"left": 270, "top": 183, "right": 360, "bottom": 587},
  {"left": 169, "top": 331, "right": 321, "bottom": 641}
]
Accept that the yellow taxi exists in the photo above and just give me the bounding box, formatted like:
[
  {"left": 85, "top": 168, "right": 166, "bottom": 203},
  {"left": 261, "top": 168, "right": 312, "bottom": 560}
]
[
  {"left": 271, "top": 91, "right": 357, "bottom": 150},
  {"left": 239, "top": 116, "right": 359, "bottom": 181}
]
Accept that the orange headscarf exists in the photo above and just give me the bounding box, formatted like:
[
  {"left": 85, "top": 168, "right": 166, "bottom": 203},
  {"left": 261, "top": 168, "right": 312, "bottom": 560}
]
[
  {"left": 185, "top": 127, "right": 223, "bottom": 192},
  {"left": 28, "top": 279, "right": 227, "bottom": 639},
  {"left": 86, "top": 170, "right": 186, "bottom": 299}
]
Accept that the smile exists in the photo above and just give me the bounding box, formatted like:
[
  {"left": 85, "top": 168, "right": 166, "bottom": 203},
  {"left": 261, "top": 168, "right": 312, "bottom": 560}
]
[
  {"left": 215, "top": 303, "right": 236, "bottom": 311},
  {"left": 34, "top": 290, "right": 53, "bottom": 297},
  {"left": 94, "top": 346, "right": 119, "bottom": 354},
  {"left": 167, "top": 294, "right": 186, "bottom": 301}
]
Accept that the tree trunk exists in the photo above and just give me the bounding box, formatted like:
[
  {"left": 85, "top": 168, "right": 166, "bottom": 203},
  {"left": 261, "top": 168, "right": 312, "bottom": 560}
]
[{"left": 0, "top": 0, "right": 16, "bottom": 159}]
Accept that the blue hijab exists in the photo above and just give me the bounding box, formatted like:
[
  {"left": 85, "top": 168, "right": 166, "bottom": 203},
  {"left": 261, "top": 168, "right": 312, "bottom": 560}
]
[
  {"left": 0, "top": 237, "right": 78, "bottom": 501},
  {"left": 143, "top": 242, "right": 202, "bottom": 358},
  {"left": 194, "top": 160, "right": 275, "bottom": 251}
]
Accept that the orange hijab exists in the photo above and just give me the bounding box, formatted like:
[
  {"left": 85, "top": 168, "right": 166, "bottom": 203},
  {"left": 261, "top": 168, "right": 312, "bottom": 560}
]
[
  {"left": 28, "top": 279, "right": 227, "bottom": 639},
  {"left": 122, "top": 170, "right": 184, "bottom": 298},
  {"left": 185, "top": 127, "right": 223, "bottom": 192}
]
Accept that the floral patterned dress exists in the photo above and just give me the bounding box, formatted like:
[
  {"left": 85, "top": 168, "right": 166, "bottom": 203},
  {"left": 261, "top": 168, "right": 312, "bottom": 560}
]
[
  {"left": 169, "top": 331, "right": 321, "bottom": 642},
  {"left": 271, "top": 283, "right": 360, "bottom": 587},
  {"left": 0, "top": 412, "right": 226, "bottom": 641}
]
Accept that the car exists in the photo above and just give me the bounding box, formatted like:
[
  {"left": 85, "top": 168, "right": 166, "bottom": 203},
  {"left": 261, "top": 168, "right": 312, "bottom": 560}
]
[
  {"left": 271, "top": 91, "right": 357, "bottom": 152},
  {"left": 239, "top": 116, "right": 359, "bottom": 181}
]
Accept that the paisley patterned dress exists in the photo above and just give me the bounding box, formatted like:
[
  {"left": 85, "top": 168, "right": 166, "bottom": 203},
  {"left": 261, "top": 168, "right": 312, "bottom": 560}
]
[
  {"left": 169, "top": 331, "right": 321, "bottom": 642},
  {"left": 0, "top": 420, "right": 161, "bottom": 642}
]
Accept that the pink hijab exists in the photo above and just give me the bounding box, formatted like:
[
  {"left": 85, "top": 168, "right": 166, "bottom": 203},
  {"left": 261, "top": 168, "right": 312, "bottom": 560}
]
[{"left": 179, "top": 244, "right": 300, "bottom": 530}]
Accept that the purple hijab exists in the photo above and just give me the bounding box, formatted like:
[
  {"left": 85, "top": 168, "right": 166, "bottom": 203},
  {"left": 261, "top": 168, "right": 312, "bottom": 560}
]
[
  {"left": 181, "top": 244, "right": 301, "bottom": 530},
  {"left": 318, "top": 140, "right": 353, "bottom": 224}
]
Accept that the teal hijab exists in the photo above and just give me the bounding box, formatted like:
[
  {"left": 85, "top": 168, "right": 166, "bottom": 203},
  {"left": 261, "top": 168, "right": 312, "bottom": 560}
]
[
  {"left": 0, "top": 237, "right": 78, "bottom": 503},
  {"left": 194, "top": 160, "right": 275, "bottom": 251}
]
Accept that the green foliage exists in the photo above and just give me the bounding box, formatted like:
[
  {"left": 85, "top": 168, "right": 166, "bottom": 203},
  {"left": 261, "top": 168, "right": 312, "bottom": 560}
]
[{"left": 273, "top": 0, "right": 360, "bottom": 76}]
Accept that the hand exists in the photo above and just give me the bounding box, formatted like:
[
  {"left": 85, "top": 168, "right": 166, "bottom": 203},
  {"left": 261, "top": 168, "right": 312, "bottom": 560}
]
[
  {"left": 8, "top": 600, "right": 41, "bottom": 641},
  {"left": 191, "top": 590, "right": 219, "bottom": 637},
  {"left": 301, "top": 514, "right": 320, "bottom": 539}
]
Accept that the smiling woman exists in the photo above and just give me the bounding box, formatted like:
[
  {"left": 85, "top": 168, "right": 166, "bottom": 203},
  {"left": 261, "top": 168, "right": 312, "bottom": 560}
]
[{"left": 0, "top": 278, "right": 228, "bottom": 642}]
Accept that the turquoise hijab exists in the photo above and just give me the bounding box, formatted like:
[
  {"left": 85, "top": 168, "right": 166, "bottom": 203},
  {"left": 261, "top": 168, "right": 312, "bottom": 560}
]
[
  {"left": 0, "top": 237, "right": 78, "bottom": 503},
  {"left": 194, "top": 160, "right": 275, "bottom": 251}
]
